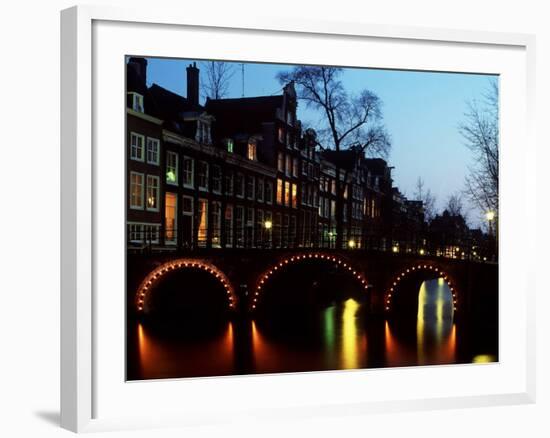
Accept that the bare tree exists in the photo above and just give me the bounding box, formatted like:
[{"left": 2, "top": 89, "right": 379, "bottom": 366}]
[
  {"left": 277, "top": 66, "right": 391, "bottom": 248},
  {"left": 459, "top": 79, "right": 499, "bottom": 217},
  {"left": 446, "top": 193, "right": 465, "bottom": 218},
  {"left": 414, "top": 177, "right": 437, "bottom": 223},
  {"left": 200, "top": 61, "right": 235, "bottom": 100}
]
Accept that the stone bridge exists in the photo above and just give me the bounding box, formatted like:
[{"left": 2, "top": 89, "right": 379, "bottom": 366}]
[{"left": 127, "top": 249, "right": 497, "bottom": 323}]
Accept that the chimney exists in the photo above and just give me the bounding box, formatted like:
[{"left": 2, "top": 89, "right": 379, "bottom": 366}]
[
  {"left": 186, "top": 62, "right": 200, "bottom": 106},
  {"left": 128, "top": 57, "right": 148, "bottom": 87}
]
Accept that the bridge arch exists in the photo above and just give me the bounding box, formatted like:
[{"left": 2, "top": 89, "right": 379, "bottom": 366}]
[
  {"left": 384, "top": 263, "right": 458, "bottom": 315},
  {"left": 135, "top": 258, "right": 237, "bottom": 314},
  {"left": 250, "top": 252, "right": 369, "bottom": 311}
]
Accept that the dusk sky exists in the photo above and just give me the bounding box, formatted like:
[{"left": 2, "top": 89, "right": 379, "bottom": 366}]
[{"left": 141, "top": 57, "right": 497, "bottom": 227}]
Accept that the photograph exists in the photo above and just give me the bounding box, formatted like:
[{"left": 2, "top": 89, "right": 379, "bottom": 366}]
[{"left": 125, "top": 56, "right": 499, "bottom": 381}]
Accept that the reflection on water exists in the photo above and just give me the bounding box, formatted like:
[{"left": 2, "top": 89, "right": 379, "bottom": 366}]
[{"left": 127, "top": 277, "right": 497, "bottom": 380}]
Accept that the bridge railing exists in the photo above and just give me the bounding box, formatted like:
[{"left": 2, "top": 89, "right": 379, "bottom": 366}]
[{"left": 127, "top": 225, "right": 497, "bottom": 262}]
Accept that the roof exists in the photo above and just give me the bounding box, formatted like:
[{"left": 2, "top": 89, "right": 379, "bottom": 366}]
[
  {"left": 147, "top": 84, "right": 204, "bottom": 121},
  {"left": 205, "top": 95, "right": 283, "bottom": 138}
]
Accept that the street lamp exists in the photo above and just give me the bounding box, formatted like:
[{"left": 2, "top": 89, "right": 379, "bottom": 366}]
[
  {"left": 263, "top": 220, "right": 272, "bottom": 230},
  {"left": 348, "top": 239, "right": 356, "bottom": 249},
  {"left": 485, "top": 210, "right": 495, "bottom": 236}
]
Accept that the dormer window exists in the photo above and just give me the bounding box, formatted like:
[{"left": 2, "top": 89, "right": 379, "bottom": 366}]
[
  {"left": 196, "top": 120, "right": 212, "bottom": 144},
  {"left": 247, "top": 141, "right": 257, "bottom": 161},
  {"left": 226, "top": 139, "right": 234, "bottom": 153},
  {"left": 130, "top": 93, "right": 144, "bottom": 113}
]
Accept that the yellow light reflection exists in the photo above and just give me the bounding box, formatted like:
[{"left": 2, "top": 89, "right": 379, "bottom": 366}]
[
  {"left": 341, "top": 299, "right": 360, "bottom": 369},
  {"left": 472, "top": 354, "right": 497, "bottom": 363}
]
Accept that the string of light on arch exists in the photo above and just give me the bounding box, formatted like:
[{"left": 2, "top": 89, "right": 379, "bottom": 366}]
[
  {"left": 250, "top": 253, "right": 369, "bottom": 311},
  {"left": 135, "top": 258, "right": 237, "bottom": 313},
  {"left": 384, "top": 264, "right": 457, "bottom": 313}
]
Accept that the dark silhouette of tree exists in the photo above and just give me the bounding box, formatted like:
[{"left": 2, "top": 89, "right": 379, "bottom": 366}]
[
  {"left": 459, "top": 79, "right": 498, "bottom": 220},
  {"left": 414, "top": 177, "right": 436, "bottom": 223},
  {"left": 446, "top": 193, "right": 465, "bottom": 219},
  {"left": 277, "top": 66, "right": 391, "bottom": 248},
  {"left": 200, "top": 61, "right": 234, "bottom": 100}
]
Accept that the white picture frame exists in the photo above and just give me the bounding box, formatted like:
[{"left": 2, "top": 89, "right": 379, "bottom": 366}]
[{"left": 60, "top": 5, "right": 536, "bottom": 433}]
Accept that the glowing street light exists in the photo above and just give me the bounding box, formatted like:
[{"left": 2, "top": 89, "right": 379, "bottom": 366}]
[
  {"left": 419, "top": 248, "right": 425, "bottom": 255},
  {"left": 392, "top": 245, "right": 399, "bottom": 253},
  {"left": 485, "top": 211, "right": 495, "bottom": 222},
  {"left": 348, "top": 239, "right": 356, "bottom": 249},
  {"left": 263, "top": 220, "right": 272, "bottom": 230}
]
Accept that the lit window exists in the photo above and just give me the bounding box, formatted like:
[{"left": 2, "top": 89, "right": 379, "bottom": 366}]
[
  {"left": 146, "top": 175, "right": 160, "bottom": 211},
  {"left": 278, "top": 127, "right": 284, "bottom": 143},
  {"left": 130, "top": 132, "right": 144, "bottom": 161},
  {"left": 198, "top": 161, "right": 209, "bottom": 191},
  {"left": 247, "top": 142, "right": 257, "bottom": 161},
  {"left": 291, "top": 183, "right": 297, "bottom": 208},
  {"left": 226, "top": 138, "right": 234, "bottom": 153},
  {"left": 166, "top": 151, "right": 178, "bottom": 184},
  {"left": 129, "top": 172, "right": 144, "bottom": 209},
  {"left": 183, "top": 156, "right": 194, "bottom": 188},
  {"left": 212, "top": 165, "right": 222, "bottom": 194},
  {"left": 211, "top": 201, "right": 222, "bottom": 248},
  {"left": 164, "top": 193, "right": 177, "bottom": 244},
  {"left": 284, "top": 181, "right": 291, "bottom": 206},
  {"left": 276, "top": 178, "right": 283, "bottom": 205},
  {"left": 198, "top": 198, "right": 208, "bottom": 247},
  {"left": 146, "top": 138, "right": 160, "bottom": 165}
]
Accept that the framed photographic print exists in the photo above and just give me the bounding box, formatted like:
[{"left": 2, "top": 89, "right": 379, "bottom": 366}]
[{"left": 61, "top": 5, "right": 536, "bottom": 433}]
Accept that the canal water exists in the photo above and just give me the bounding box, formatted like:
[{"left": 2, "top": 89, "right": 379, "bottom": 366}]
[{"left": 127, "top": 275, "right": 498, "bottom": 380}]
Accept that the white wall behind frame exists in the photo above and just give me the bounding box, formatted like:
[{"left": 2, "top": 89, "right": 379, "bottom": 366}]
[{"left": 0, "top": 0, "right": 547, "bottom": 437}]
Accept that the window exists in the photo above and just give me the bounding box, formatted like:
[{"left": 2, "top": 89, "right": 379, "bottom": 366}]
[
  {"left": 265, "top": 181, "right": 273, "bottom": 204},
  {"left": 291, "top": 183, "right": 297, "bottom": 208},
  {"left": 246, "top": 175, "right": 255, "bottom": 200},
  {"left": 290, "top": 215, "right": 297, "bottom": 247},
  {"left": 276, "top": 178, "right": 283, "bottom": 205},
  {"left": 131, "top": 93, "right": 144, "bottom": 112},
  {"left": 274, "top": 213, "right": 282, "bottom": 248},
  {"left": 302, "top": 160, "right": 308, "bottom": 176},
  {"left": 301, "top": 182, "right": 308, "bottom": 206},
  {"left": 130, "top": 172, "right": 144, "bottom": 209},
  {"left": 277, "top": 152, "right": 284, "bottom": 172},
  {"left": 257, "top": 178, "right": 264, "bottom": 202},
  {"left": 143, "top": 224, "right": 160, "bottom": 244},
  {"left": 292, "top": 158, "right": 299, "bottom": 177},
  {"left": 225, "top": 171, "right": 234, "bottom": 195},
  {"left": 182, "top": 196, "right": 194, "bottom": 248},
  {"left": 166, "top": 151, "right": 178, "bottom": 185},
  {"left": 198, "top": 198, "right": 208, "bottom": 247},
  {"left": 164, "top": 193, "right": 177, "bottom": 244},
  {"left": 196, "top": 120, "right": 211, "bottom": 144},
  {"left": 235, "top": 205, "right": 244, "bottom": 248},
  {"left": 146, "top": 175, "right": 160, "bottom": 211},
  {"left": 282, "top": 214, "right": 289, "bottom": 247},
  {"left": 245, "top": 207, "right": 254, "bottom": 247},
  {"left": 330, "top": 200, "right": 336, "bottom": 220},
  {"left": 255, "top": 209, "right": 264, "bottom": 247},
  {"left": 226, "top": 138, "right": 234, "bottom": 153},
  {"left": 278, "top": 127, "right": 284, "bottom": 143},
  {"left": 128, "top": 223, "right": 142, "bottom": 243},
  {"left": 130, "top": 132, "right": 144, "bottom": 161},
  {"left": 198, "top": 161, "right": 209, "bottom": 191},
  {"left": 247, "top": 142, "right": 257, "bottom": 161},
  {"left": 212, "top": 165, "right": 222, "bottom": 194},
  {"left": 285, "top": 155, "right": 292, "bottom": 176},
  {"left": 224, "top": 204, "right": 233, "bottom": 247},
  {"left": 211, "top": 201, "right": 222, "bottom": 248},
  {"left": 284, "top": 181, "right": 291, "bottom": 206},
  {"left": 264, "top": 210, "right": 273, "bottom": 248},
  {"left": 146, "top": 137, "right": 160, "bottom": 165},
  {"left": 183, "top": 156, "right": 194, "bottom": 188},
  {"left": 236, "top": 173, "right": 245, "bottom": 198}
]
